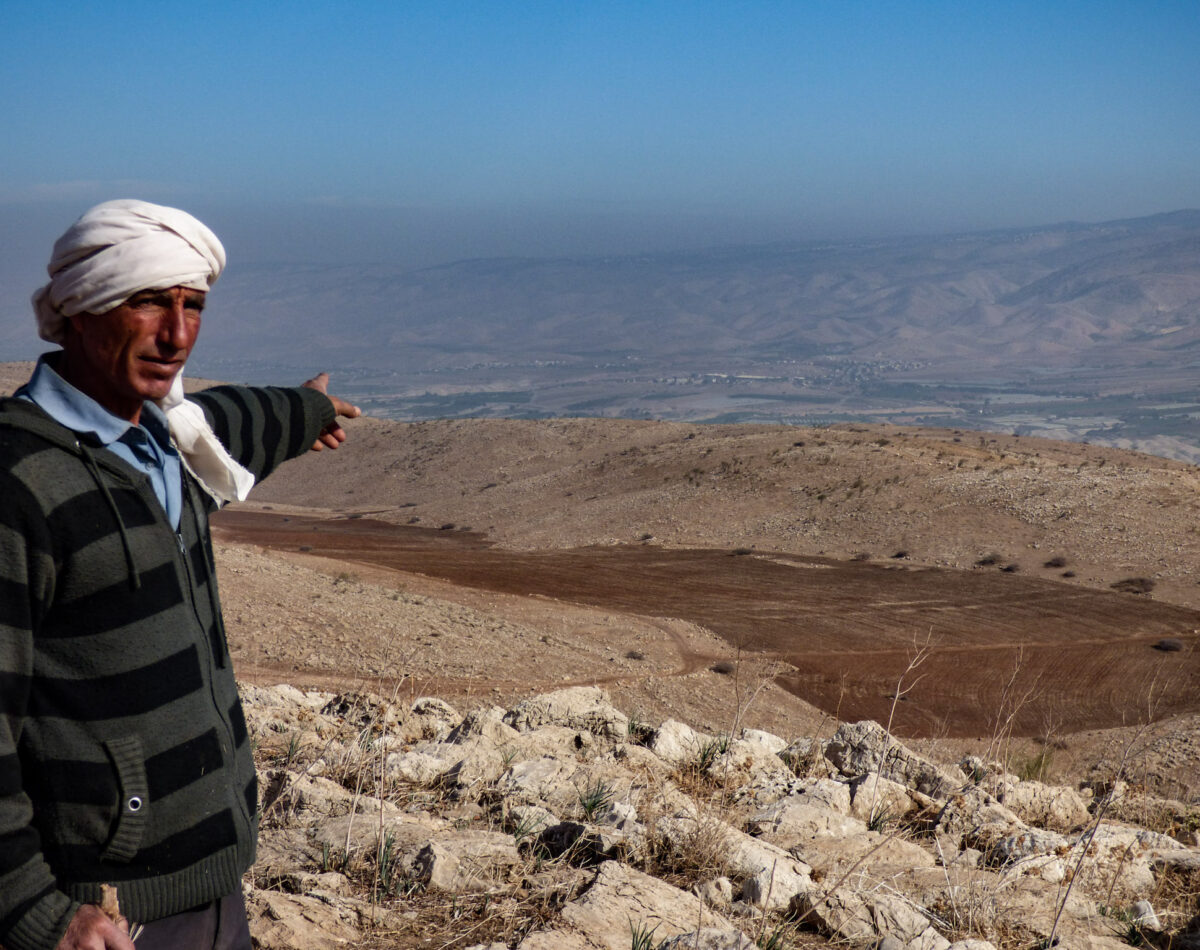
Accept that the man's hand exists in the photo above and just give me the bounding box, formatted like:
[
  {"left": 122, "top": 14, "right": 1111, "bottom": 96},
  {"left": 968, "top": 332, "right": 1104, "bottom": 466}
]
[
  {"left": 301, "top": 372, "right": 362, "bottom": 451},
  {"left": 55, "top": 905, "right": 134, "bottom": 950}
]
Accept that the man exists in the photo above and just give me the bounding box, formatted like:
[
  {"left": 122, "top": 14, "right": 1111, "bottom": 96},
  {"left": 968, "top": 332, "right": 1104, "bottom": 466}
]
[{"left": 0, "top": 200, "right": 361, "bottom": 950}]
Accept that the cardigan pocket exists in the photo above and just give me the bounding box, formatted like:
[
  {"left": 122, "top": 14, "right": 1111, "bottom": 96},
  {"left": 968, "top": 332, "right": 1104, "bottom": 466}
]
[{"left": 101, "top": 735, "right": 149, "bottom": 863}]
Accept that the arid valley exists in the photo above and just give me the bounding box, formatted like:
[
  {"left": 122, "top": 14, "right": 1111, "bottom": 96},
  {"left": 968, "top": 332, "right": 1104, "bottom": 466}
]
[{"left": 3, "top": 361, "right": 1199, "bottom": 948}]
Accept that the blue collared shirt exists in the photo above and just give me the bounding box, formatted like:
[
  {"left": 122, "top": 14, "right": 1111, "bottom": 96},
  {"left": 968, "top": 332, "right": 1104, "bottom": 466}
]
[{"left": 16, "top": 356, "right": 184, "bottom": 529}]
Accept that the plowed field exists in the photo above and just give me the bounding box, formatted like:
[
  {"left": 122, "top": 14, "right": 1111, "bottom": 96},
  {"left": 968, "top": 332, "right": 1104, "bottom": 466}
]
[{"left": 214, "top": 510, "right": 1200, "bottom": 738}]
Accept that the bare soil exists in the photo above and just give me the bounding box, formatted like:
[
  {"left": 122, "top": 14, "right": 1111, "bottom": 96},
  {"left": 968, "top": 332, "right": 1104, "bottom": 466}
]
[{"left": 214, "top": 509, "right": 1200, "bottom": 739}]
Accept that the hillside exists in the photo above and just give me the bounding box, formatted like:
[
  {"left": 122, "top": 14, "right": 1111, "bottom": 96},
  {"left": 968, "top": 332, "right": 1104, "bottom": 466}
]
[
  {"left": 252, "top": 412, "right": 1200, "bottom": 610},
  {"left": 4, "top": 363, "right": 1198, "bottom": 947}
]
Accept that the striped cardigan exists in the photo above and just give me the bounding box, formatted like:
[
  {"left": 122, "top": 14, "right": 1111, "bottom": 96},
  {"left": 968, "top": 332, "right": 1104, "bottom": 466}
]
[{"left": 0, "top": 385, "right": 334, "bottom": 950}]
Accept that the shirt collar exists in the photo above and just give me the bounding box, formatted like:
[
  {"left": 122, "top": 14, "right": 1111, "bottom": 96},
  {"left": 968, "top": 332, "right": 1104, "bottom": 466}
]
[{"left": 17, "top": 353, "right": 172, "bottom": 450}]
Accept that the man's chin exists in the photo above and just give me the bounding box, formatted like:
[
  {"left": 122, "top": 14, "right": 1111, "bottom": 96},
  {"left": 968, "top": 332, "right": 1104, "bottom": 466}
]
[{"left": 137, "top": 367, "right": 183, "bottom": 400}]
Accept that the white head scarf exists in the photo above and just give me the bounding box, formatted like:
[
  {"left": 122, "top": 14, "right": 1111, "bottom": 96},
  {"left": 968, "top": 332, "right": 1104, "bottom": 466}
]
[
  {"left": 33, "top": 198, "right": 226, "bottom": 342},
  {"left": 32, "top": 199, "right": 255, "bottom": 503}
]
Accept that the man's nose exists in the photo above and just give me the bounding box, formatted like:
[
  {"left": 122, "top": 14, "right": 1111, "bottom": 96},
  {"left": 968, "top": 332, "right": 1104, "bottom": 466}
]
[{"left": 158, "top": 295, "right": 191, "bottom": 349}]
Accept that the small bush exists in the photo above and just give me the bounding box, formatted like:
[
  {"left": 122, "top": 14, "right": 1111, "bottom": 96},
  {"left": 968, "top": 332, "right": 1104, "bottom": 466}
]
[
  {"left": 891, "top": 550, "right": 909, "bottom": 559},
  {"left": 1013, "top": 746, "right": 1054, "bottom": 782},
  {"left": 625, "top": 649, "right": 646, "bottom": 661},
  {"left": 1154, "top": 638, "right": 1184, "bottom": 652},
  {"left": 1000, "top": 563, "right": 1020, "bottom": 573},
  {"left": 975, "top": 553, "right": 1003, "bottom": 567},
  {"left": 1112, "top": 576, "right": 1155, "bottom": 595},
  {"left": 710, "top": 661, "right": 736, "bottom": 675},
  {"left": 1043, "top": 555, "right": 1068, "bottom": 568}
]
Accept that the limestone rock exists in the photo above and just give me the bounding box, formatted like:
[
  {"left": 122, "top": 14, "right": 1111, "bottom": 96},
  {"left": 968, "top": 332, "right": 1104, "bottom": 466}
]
[
  {"left": 792, "top": 887, "right": 949, "bottom": 948},
  {"left": 989, "top": 828, "right": 1069, "bottom": 866},
  {"left": 510, "top": 724, "right": 601, "bottom": 760},
  {"left": 384, "top": 746, "right": 460, "bottom": 785},
  {"left": 310, "top": 810, "right": 447, "bottom": 862},
  {"left": 850, "top": 771, "right": 920, "bottom": 824},
  {"left": 409, "top": 696, "right": 463, "bottom": 740},
  {"left": 515, "top": 932, "right": 601, "bottom": 950},
  {"left": 653, "top": 813, "right": 813, "bottom": 911},
  {"left": 650, "top": 718, "right": 715, "bottom": 766},
  {"left": 792, "top": 830, "right": 937, "bottom": 878},
  {"left": 656, "top": 930, "right": 755, "bottom": 949},
  {"left": 741, "top": 728, "right": 787, "bottom": 754},
  {"left": 780, "top": 736, "right": 837, "bottom": 779},
  {"left": 692, "top": 877, "right": 734, "bottom": 910},
  {"left": 707, "top": 736, "right": 794, "bottom": 793},
  {"left": 260, "top": 770, "right": 358, "bottom": 822},
  {"left": 560, "top": 861, "right": 731, "bottom": 950},
  {"left": 442, "top": 741, "right": 509, "bottom": 792},
  {"left": 409, "top": 830, "right": 521, "bottom": 892},
  {"left": 317, "top": 690, "right": 398, "bottom": 729},
  {"left": 745, "top": 796, "right": 866, "bottom": 847},
  {"left": 447, "top": 704, "right": 519, "bottom": 745},
  {"left": 236, "top": 684, "right": 1191, "bottom": 950},
  {"left": 989, "top": 778, "right": 1091, "bottom": 831},
  {"left": 504, "top": 686, "right": 629, "bottom": 739},
  {"left": 827, "top": 720, "right": 966, "bottom": 796},
  {"left": 243, "top": 889, "right": 362, "bottom": 949},
  {"left": 613, "top": 741, "right": 677, "bottom": 780},
  {"left": 935, "top": 787, "right": 1025, "bottom": 852}
]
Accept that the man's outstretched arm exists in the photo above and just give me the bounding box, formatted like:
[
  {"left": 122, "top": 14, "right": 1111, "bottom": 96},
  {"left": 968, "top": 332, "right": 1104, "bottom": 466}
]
[{"left": 188, "top": 374, "right": 357, "bottom": 484}]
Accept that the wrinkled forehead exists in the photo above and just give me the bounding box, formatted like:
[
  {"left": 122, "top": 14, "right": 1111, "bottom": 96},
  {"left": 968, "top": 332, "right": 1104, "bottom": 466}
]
[{"left": 124, "top": 284, "right": 208, "bottom": 300}]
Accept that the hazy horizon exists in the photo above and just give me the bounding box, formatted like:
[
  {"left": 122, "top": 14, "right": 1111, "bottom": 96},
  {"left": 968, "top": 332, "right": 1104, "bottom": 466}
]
[{"left": 4, "top": 1, "right": 1199, "bottom": 266}]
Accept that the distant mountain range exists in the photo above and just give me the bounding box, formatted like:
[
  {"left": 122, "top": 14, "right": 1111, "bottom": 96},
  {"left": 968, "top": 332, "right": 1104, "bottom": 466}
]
[
  {"left": 184, "top": 209, "right": 1200, "bottom": 375},
  {"left": 1, "top": 210, "right": 1197, "bottom": 378}
]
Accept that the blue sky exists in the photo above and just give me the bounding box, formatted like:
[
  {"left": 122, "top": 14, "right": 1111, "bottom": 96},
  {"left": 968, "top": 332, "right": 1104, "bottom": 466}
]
[{"left": 2, "top": 0, "right": 1199, "bottom": 265}]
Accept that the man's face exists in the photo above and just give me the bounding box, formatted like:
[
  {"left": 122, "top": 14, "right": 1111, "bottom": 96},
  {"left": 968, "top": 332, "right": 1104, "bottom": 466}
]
[{"left": 63, "top": 285, "right": 205, "bottom": 422}]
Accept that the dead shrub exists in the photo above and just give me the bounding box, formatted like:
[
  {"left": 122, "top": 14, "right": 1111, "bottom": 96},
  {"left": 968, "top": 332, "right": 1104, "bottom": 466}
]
[
  {"left": 641, "top": 811, "right": 734, "bottom": 889},
  {"left": 1150, "top": 862, "right": 1200, "bottom": 940},
  {"left": 1111, "top": 576, "right": 1156, "bottom": 595}
]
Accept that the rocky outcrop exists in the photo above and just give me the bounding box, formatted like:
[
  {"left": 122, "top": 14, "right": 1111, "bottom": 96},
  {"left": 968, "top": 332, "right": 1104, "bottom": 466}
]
[{"left": 242, "top": 687, "right": 1200, "bottom": 949}]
